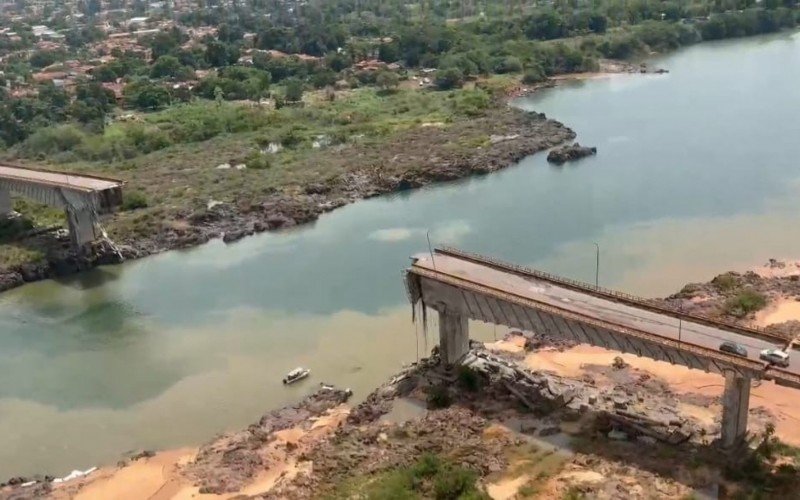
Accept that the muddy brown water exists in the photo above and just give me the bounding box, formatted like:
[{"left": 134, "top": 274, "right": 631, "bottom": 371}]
[{"left": 2, "top": 32, "right": 800, "bottom": 477}]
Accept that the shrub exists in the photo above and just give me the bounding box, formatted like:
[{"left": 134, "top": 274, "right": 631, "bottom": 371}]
[
  {"left": 279, "top": 127, "right": 307, "bottom": 148},
  {"left": 457, "top": 365, "right": 481, "bottom": 392},
  {"left": 435, "top": 68, "right": 464, "bottom": 90},
  {"left": 0, "top": 216, "right": 34, "bottom": 241},
  {"left": 712, "top": 272, "right": 739, "bottom": 292},
  {"left": 450, "top": 89, "right": 490, "bottom": 117},
  {"left": 20, "top": 124, "right": 86, "bottom": 156},
  {"left": 493, "top": 56, "right": 523, "bottom": 74},
  {"left": 411, "top": 453, "right": 442, "bottom": 479},
  {"left": 427, "top": 386, "right": 452, "bottom": 409},
  {"left": 122, "top": 191, "right": 148, "bottom": 211},
  {"left": 522, "top": 65, "right": 547, "bottom": 84},
  {"left": 433, "top": 465, "right": 479, "bottom": 500},
  {"left": 724, "top": 289, "right": 767, "bottom": 317},
  {"left": 244, "top": 150, "right": 271, "bottom": 170}
]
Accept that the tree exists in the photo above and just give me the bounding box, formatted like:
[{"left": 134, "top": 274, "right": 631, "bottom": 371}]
[
  {"left": 147, "top": 29, "right": 184, "bottom": 60},
  {"left": 493, "top": 56, "right": 523, "bottom": 74},
  {"left": 522, "top": 65, "right": 546, "bottom": 84},
  {"left": 326, "top": 52, "right": 351, "bottom": 72},
  {"left": 376, "top": 70, "right": 400, "bottom": 91},
  {"left": 378, "top": 42, "right": 400, "bottom": 63},
  {"left": 92, "top": 64, "right": 119, "bottom": 82},
  {"left": 123, "top": 80, "right": 171, "bottom": 110},
  {"left": 435, "top": 67, "right": 463, "bottom": 90},
  {"left": 72, "top": 81, "right": 115, "bottom": 123},
  {"left": 311, "top": 69, "right": 337, "bottom": 89},
  {"left": 284, "top": 78, "right": 304, "bottom": 101},
  {"left": 205, "top": 40, "right": 240, "bottom": 67},
  {"left": 150, "top": 55, "right": 192, "bottom": 79},
  {"left": 29, "top": 50, "right": 64, "bottom": 69}
]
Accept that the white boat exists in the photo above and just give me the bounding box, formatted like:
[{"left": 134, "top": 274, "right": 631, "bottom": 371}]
[{"left": 283, "top": 367, "right": 310, "bottom": 384}]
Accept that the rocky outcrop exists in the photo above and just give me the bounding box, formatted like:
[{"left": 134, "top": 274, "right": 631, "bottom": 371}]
[
  {"left": 547, "top": 142, "right": 597, "bottom": 164},
  {"left": 183, "top": 386, "right": 352, "bottom": 494}
]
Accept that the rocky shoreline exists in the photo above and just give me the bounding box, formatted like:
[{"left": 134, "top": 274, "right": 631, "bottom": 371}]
[
  {"left": 4, "top": 260, "right": 800, "bottom": 497},
  {"left": 9, "top": 329, "right": 799, "bottom": 498},
  {"left": 0, "top": 107, "right": 575, "bottom": 293}
]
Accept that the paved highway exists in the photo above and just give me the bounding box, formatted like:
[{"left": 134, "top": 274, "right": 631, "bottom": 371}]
[{"left": 412, "top": 252, "right": 799, "bottom": 374}]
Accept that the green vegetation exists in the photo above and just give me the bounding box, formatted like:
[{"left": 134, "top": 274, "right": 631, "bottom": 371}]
[
  {"left": 121, "top": 191, "right": 149, "bottom": 211},
  {"left": 723, "top": 289, "right": 767, "bottom": 317},
  {"left": 1, "top": 0, "right": 798, "bottom": 152},
  {"left": 16, "top": 86, "right": 492, "bottom": 163},
  {"left": 333, "top": 453, "right": 490, "bottom": 499},
  {"left": 724, "top": 423, "right": 800, "bottom": 495},
  {"left": 457, "top": 365, "right": 482, "bottom": 392},
  {"left": 427, "top": 385, "right": 453, "bottom": 409},
  {"left": 712, "top": 272, "right": 740, "bottom": 292}
]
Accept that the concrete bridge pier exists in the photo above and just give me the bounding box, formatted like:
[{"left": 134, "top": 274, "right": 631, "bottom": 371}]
[
  {"left": 66, "top": 208, "right": 99, "bottom": 247},
  {"left": 0, "top": 186, "right": 12, "bottom": 214},
  {"left": 720, "top": 371, "right": 751, "bottom": 448},
  {"left": 438, "top": 309, "right": 469, "bottom": 365}
]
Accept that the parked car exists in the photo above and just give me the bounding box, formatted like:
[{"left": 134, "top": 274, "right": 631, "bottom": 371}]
[
  {"left": 719, "top": 341, "right": 748, "bottom": 357},
  {"left": 760, "top": 348, "right": 790, "bottom": 367}
]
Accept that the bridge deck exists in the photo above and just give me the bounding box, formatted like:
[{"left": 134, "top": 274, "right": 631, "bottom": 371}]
[
  {"left": 412, "top": 252, "right": 799, "bottom": 375},
  {"left": 0, "top": 164, "right": 122, "bottom": 192}
]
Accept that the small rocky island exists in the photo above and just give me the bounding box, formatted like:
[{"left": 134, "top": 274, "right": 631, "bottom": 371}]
[{"left": 547, "top": 142, "right": 597, "bottom": 164}]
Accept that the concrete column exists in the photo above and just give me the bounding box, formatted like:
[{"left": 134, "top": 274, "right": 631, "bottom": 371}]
[
  {"left": 438, "top": 310, "right": 469, "bottom": 366},
  {"left": 67, "top": 208, "right": 98, "bottom": 247},
  {"left": 0, "top": 186, "right": 12, "bottom": 215},
  {"left": 720, "top": 372, "right": 750, "bottom": 449}
]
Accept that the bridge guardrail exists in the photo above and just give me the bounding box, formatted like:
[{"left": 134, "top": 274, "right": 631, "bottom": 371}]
[
  {"left": 408, "top": 265, "right": 774, "bottom": 380},
  {"left": 435, "top": 246, "right": 789, "bottom": 344}
]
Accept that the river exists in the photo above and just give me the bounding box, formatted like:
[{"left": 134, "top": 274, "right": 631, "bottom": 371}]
[{"left": 2, "top": 32, "right": 800, "bottom": 477}]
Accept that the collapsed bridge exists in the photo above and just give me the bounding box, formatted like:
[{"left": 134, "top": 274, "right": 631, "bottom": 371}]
[
  {"left": 0, "top": 163, "right": 123, "bottom": 247},
  {"left": 404, "top": 247, "right": 800, "bottom": 449}
]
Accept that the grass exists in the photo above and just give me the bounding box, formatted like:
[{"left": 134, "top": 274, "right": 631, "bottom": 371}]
[
  {"left": 723, "top": 289, "right": 767, "bottom": 317},
  {"left": 0, "top": 244, "right": 45, "bottom": 268},
  {"left": 331, "top": 453, "right": 490, "bottom": 499}
]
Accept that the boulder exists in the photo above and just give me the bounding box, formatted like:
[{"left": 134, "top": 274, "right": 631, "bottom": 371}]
[{"left": 547, "top": 143, "right": 597, "bottom": 165}]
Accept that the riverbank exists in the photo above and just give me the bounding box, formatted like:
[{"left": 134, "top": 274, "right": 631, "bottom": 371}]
[
  {"left": 10, "top": 340, "right": 800, "bottom": 499},
  {"left": 0, "top": 92, "right": 575, "bottom": 293},
  {"left": 6, "top": 261, "right": 800, "bottom": 498},
  {"left": 0, "top": 53, "right": 675, "bottom": 293}
]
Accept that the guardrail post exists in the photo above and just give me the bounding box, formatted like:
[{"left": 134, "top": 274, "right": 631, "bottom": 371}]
[
  {"left": 439, "top": 309, "right": 469, "bottom": 366},
  {"left": 720, "top": 371, "right": 751, "bottom": 449}
]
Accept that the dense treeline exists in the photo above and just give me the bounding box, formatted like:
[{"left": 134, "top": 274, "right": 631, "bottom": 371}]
[{"left": 0, "top": 0, "right": 798, "bottom": 152}]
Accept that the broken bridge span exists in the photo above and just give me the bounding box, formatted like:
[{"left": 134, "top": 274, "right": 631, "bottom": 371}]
[
  {"left": 0, "top": 163, "right": 123, "bottom": 247},
  {"left": 404, "top": 247, "right": 800, "bottom": 449}
]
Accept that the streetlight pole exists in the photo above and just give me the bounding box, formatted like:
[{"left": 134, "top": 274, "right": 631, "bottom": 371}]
[{"left": 593, "top": 242, "right": 599, "bottom": 288}]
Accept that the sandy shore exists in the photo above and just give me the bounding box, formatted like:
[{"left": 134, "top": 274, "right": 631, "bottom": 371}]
[
  {"left": 44, "top": 404, "right": 351, "bottom": 500},
  {"left": 755, "top": 297, "right": 800, "bottom": 327}
]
